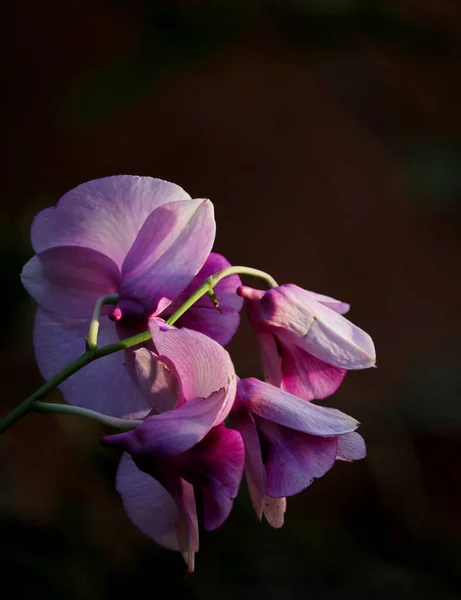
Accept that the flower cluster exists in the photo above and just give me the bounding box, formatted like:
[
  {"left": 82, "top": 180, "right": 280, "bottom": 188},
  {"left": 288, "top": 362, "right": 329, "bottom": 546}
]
[{"left": 21, "top": 176, "right": 375, "bottom": 571}]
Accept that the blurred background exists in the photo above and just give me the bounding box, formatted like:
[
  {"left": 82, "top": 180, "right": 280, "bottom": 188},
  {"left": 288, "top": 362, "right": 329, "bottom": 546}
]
[{"left": 2, "top": 1, "right": 461, "bottom": 598}]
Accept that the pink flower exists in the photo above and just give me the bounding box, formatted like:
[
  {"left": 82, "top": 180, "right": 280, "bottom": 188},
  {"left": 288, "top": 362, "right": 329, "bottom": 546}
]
[
  {"left": 237, "top": 284, "right": 375, "bottom": 402},
  {"left": 102, "top": 321, "right": 243, "bottom": 572},
  {"left": 21, "top": 176, "right": 243, "bottom": 416},
  {"left": 231, "top": 378, "right": 365, "bottom": 527}
]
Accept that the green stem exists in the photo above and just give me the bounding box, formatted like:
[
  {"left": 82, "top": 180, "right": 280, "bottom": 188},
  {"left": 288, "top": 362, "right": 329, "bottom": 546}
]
[
  {"left": 33, "top": 401, "right": 141, "bottom": 430},
  {"left": 87, "top": 293, "right": 119, "bottom": 350}
]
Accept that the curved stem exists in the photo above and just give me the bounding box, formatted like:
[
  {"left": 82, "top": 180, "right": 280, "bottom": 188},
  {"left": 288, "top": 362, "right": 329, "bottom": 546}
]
[
  {"left": 87, "top": 293, "right": 119, "bottom": 350},
  {"left": 33, "top": 401, "right": 141, "bottom": 430}
]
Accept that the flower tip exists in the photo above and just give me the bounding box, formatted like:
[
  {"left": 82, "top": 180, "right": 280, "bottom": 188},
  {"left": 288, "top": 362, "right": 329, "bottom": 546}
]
[
  {"left": 109, "top": 307, "right": 123, "bottom": 322},
  {"left": 236, "top": 285, "right": 265, "bottom": 301}
]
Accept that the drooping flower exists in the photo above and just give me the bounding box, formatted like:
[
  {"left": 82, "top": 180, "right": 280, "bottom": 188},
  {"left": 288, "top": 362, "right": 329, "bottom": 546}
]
[
  {"left": 231, "top": 377, "right": 366, "bottom": 527},
  {"left": 102, "top": 320, "right": 244, "bottom": 572},
  {"left": 237, "top": 284, "right": 375, "bottom": 402},
  {"left": 21, "top": 176, "right": 243, "bottom": 416}
]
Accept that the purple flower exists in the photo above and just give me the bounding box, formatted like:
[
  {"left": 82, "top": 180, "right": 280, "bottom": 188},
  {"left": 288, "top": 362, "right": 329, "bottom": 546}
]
[
  {"left": 237, "top": 284, "right": 375, "bottom": 402},
  {"left": 231, "top": 378, "right": 365, "bottom": 527},
  {"left": 103, "top": 321, "right": 244, "bottom": 572},
  {"left": 21, "top": 176, "right": 243, "bottom": 416}
]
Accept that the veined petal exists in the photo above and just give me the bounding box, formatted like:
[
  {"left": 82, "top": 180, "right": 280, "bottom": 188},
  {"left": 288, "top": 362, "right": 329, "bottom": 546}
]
[
  {"left": 279, "top": 342, "right": 346, "bottom": 401},
  {"left": 21, "top": 247, "right": 120, "bottom": 318},
  {"left": 31, "top": 176, "right": 191, "bottom": 268},
  {"left": 238, "top": 378, "right": 359, "bottom": 436},
  {"left": 162, "top": 253, "right": 243, "bottom": 346},
  {"left": 34, "top": 309, "right": 149, "bottom": 417},
  {"left": 337, "top": 432, "right": 366, "bottom": 461},
  {"left": 150, "top": 322, "right": 236, "bottom": 422},
  {"left": 116, "top": 454, "right": 199, "bottom": 572},
  {"left": 256, "top": 417, "right": 338, "bottom": 497},
  {"left": 119, "top": 199, "right": 215, "bottom": 317}
]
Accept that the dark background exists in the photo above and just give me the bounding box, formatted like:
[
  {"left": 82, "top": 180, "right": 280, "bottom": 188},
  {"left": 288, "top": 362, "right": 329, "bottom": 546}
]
[{"left": 2, "top": 1, "right": 461, "bottom": 598}]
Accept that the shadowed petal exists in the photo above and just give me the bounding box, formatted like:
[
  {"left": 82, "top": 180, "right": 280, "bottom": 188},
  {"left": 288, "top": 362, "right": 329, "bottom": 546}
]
[
  {"left": 134, "top": 348, "right": 181, "bottom": 414},
  {"left": 263, "top": 497, "right": 287, "bottom": 528},
  {"left": 238, "top": 378, "right": 359, "bottom": 436},
  {"left": 21, "top": 247, "right": 120, "bottom": 318},
  {"left": 163, "top": 253, "right": 243, "bottom": 346},
  {"left": 119, "top": 199, "right": 215, "bottom": 316},
  {"left": 337, "top": 432, "right": 366, "bottom": 461},
  {"left": 31, "top": 176, "right": 191, "bottom": 268},
  {"left": 34, "top": 309, "right": 149, "bottom": 417},
  {"left": 256, "top": 417, "right": 338, "bottom": 497},
  {"left": 257, "top": 332, "right": 283, "bottom": 388}
]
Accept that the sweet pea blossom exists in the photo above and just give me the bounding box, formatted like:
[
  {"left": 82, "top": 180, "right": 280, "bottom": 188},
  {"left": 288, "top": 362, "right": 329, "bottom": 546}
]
[
  {"left": 231, "top": 378, "right": 366, "bottom": 527},
  {"left": 21, "top": 176, "right": 243, "bottom": 416},
  {"left": 237, "top": 284, "right": 375, "bottom": 402},
  {"left": 103, "top": 320, "right": 244, "bottom": 572}
]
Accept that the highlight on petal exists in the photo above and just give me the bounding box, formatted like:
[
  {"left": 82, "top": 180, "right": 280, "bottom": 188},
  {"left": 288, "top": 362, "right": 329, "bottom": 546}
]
[
  {"left": 162, "top": 253, "right": 243, "bottom": 346},
  {"left": 31, "top": 176, "right": 191, "bottom": 268},
  {"left": 238, "top": 378, "right": 359, "bottom": 437},
  {"left": 337, "top": 432, "right": 366, "bottom": 461},
  {"left": 306, "top": 291, "right": 350, "bottom": 315},
  {"left": 21, "top": 246, "right": 120, "bottom": 318},
  {"left": 34, "top": 309, "right": 149, "bottom": 417},
  {"left": 119, "top": 199, "right": 215, "bottom": 317}
]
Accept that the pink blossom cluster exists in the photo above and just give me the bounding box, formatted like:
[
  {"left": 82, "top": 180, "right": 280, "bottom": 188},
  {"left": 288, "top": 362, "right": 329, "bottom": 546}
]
[{"left": 21, "top": 176, "right": 375, "bottom": 572}]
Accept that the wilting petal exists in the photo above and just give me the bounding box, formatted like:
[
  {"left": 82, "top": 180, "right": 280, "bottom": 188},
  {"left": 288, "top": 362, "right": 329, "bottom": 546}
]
[
  {"left": 231, "top": 410, "right": 266, "bottom": 520},
  {"left": 21, "top": 247, "right": 120, "bottom": 318},
  {"left": 173, "top": 424, "right": 244, "bottom": 531},
  {"left": 119, "top": 199, "right": 215, "bottom": 317},
  {"left": 150, "top": 322, "right": 235, "bottom": 422},
  {"left": 163, "top": 253, "right": 243, "bottom": 346},
  {"left": 279, "top": 342, "right": 346, "bottom": 401},
  {"left": 263, "top": 497, "right": 286, "bottom": 528},
  {"left": 238, "top": 378, "right": 359, "bottom": 437},
  {"left": 103, "top": 386, "right": 234, "bottom": 458},
  {"left": 337, "top": 432, "right": 366, "bottom": 461},
  {"left": 116, "top": 454, "right": 199, "bottom": 571},
  {"left": 255, "top": 417, "right": 338, "bottom": 497},
  {"left": 31, "top": 176, "right": 191, "bottom": 268},
  {"left": 134, "top": 348, "right": 181, "bottom": 414},
  {"left": 34, "top": 309, "right": 149, "bottom": 417}
]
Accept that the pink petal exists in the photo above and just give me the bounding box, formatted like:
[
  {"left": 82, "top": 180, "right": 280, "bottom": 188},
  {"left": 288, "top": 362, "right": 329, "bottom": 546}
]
[
  {"left": 256, "top": 417, "right": 338, "bottom": 497},
  {"left": 162, "top": 253, "right": 243, "bottom": 346},
  {"left": 31, "top": 176, "right": 191, "bottom": 268},
  {"left": 263, "top": 497, "right": 286, "bottom": 528},
  {"left": 238, "top": 378, "right": 359, "bottom": 437},
  {"left": 257, "top": 332, "right": 283, "bottom": 388},
  {"left": 133, "top": 348, "right": 181, "bottom": 414},
  {"left": 305, "top": 291, "right": 350, "bottom": 315},
  {"left": 150, "top": 322, "right": 236, "bottom": 422},
  {"left": 34, "top": 309, "right": 150, "bottom": 417},
  {"left": 279, "top": 342, "right": 346, "bottom": 401},
  {"left": 119, "top": 199, "right": 215, "bottom": 317},
  {"left": 173, "top": 424, "right": 244, "bottom": 531},
  {"left": 337, "top": 432, "right": 366, "bottom": 461},
  {"left": 116, "top": 453, "right": 199, "bottom": 571},
  {"left": 21, "top": 247, "right": 120, "bottom": 318}
]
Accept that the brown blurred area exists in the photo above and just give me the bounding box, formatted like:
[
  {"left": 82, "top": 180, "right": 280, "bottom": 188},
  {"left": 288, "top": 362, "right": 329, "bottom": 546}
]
[{"left": 2, "top": 1, "right": 461, "bottom": 598}]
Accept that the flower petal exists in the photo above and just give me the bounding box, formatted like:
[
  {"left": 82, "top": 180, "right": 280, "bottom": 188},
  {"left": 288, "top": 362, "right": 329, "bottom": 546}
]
[
  {"left": 31, "top": 176, "right": 191, "bottom": 268},
  {"left": 21, "top": 247, "right": 120, "bottom": 318},
  {"left": 306, "top": 291, "right": 350, "bottom": 315},
  {"left": 337, "top": 432, "right": 366, "bottom": 461},
  {"left": 257, "top": 332, "right": 283, "bottom": 388},
  {"left": 279, "top": 342, "right": 346, "bottom": 401},
  {"left": 150, "top": 321, "right": 236, "bottom": 416},
  {"left": 118, "top": 199, "right": 215, "bottom": 317},
  {"left": 162, "top": 253, "right": 243, "bottom": 346},
  {"left": 34, "top": 309, "right": 150, "bottom": 417},
  {"left": 238, "top": 378, "right": 359, "bottom": 436},
  {"left": 256, "top": 417, "right": 339, "bottom": 497},
  {"left": 133, "top": 348, "right": 181, "bottom": 414},
  {"left": 263, "top": 497, "right": 286, "bottom": 528},
  {"left": 116, "top": 453, "right": 199, "bottom": 571}
]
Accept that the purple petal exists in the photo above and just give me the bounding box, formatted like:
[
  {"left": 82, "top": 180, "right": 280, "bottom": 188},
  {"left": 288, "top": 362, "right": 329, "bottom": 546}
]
[
  {"left": 238, "top": 378, "right": 359, "bottom": 436},
  {"left": 34, "top": 309, "right": 150, "bottom": 417},
  {"left": 231, "top": 410, "right": 266, "bottom": 521},
  {"left": 263, "top": 497, "right": 286, "bottom": 528},
  {"left": 337, "top": 432, "right": 366, "bottom": 461},
  {"left": 279, "top": 342, "right": 346, "bottom": 401},
  {"left": 116, "top": 454, "right": 199, "bottom": 571},
  {"left": 119, "top": 199, "right": 215, "bottom": 317},
  {"left": 133, "top": 348, "right": 181, "bottom": 414},
  {"left": 31, "top": 176, "right": 191, "bottom": 268},
  {"left": 21, "top": 247, "right": 120, "bottom": 318},
  {"left": 162, "top": 253, "right": 243, "bottom": 346},
  {"left": 306, "top": 291, "right": 350, "bottom": 315},
  {"left": 256, "top": 417, "right": 338, "bottom": 497},
  {"left": 257, "top": 332, "right": 283, "bottom": 388},
  {"left": 172, "top": 424, "right": 244, "bottom": 531},
  {"left": 150, "top": 322, "right": 236, "bottom": 421}
]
